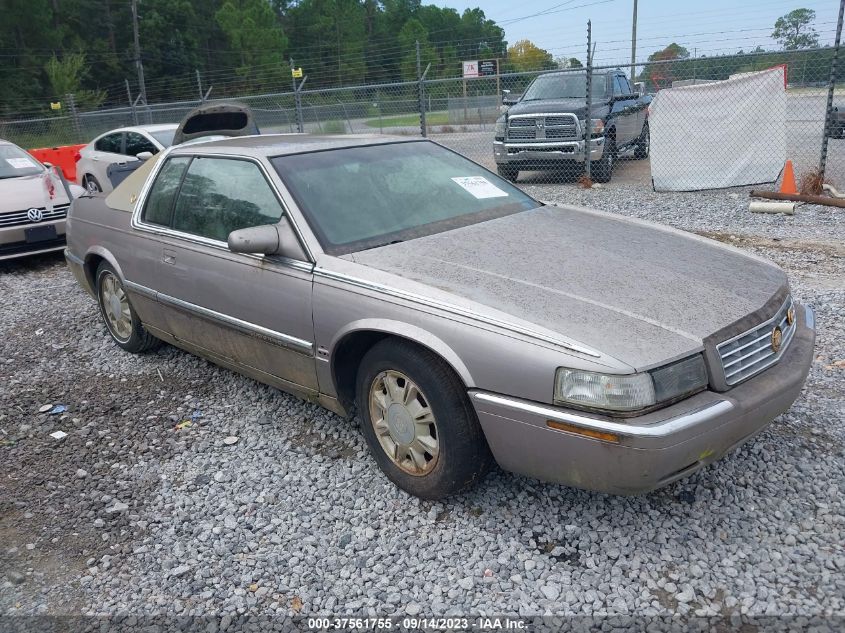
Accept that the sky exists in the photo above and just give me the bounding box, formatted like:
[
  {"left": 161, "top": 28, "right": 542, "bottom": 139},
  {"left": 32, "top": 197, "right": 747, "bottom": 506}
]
[{"left": 437, "top": 0, "right": 841, "bottom": 66}]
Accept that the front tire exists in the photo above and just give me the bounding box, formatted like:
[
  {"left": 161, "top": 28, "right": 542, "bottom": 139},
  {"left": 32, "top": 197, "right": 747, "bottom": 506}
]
[
  {"left": 634, "top": 122, "right": 650, "bottom": 159},
  {"left": 497, "top": 165, "right": 519, "bottom": 182},
  {"left": 355, "top": 339, "right": 493, "bottom": 499},
  {"left": 95, "top": 262, "right": 161, "bottom": 353},
  {"left": 592, "top": 135, "right": 616, "bottom": 183}
]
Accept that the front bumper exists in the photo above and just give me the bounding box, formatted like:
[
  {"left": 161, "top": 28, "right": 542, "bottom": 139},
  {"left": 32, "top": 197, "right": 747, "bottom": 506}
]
[
  {"left": 471, "top": 304, "right": 815, "bottom": 495},
  {"left": 0, "top": 220, "right": 66, "bottom": 261},
  {"left": 494, "top": 138, "right": 605, "bottom": 167}
]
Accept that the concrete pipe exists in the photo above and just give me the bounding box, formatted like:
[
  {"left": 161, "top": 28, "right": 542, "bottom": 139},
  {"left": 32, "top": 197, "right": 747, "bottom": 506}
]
[{"left": 749, "top": 201, "right": 796, "bottom": 215}]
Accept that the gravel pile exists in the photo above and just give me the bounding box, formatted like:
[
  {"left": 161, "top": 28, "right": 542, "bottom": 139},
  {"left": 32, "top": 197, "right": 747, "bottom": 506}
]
[{"left": 1, "top": 183, "right": 843, "bottom": 622}]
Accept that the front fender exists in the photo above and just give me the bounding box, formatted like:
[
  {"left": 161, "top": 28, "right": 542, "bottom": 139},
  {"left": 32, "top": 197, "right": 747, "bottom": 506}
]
[{"left": 329, "top": 318, "right": 475, "bottom": 388}]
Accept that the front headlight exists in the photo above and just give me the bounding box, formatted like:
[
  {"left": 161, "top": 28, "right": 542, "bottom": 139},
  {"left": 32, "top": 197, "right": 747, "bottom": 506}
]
[
  {"left": 579, "top": 118, "right": 605, "bottom": 137},
  {"left": 554, "top": 355, "right": 708, "bottom": 413},
  {"left": 494, "top": 116, "right": 506, "bottom": 140}
]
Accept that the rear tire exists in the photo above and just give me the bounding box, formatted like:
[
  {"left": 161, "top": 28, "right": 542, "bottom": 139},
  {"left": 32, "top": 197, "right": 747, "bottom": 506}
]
[
  {"left": 497, "top": 165, "right": 519, "bottom": 182},
  {"left": 83, "top": 174, "right": 102, "bottom": 193},
  {"left": 95, "top": 262, "right": 161, "bottom": 353},
  {"left": 355, "top": 338, "right": 493, "bottom": 499},
  {"left": 634, "top": 122, "right": 650, "bottom": 160},
  {"left": 592, "top": 136, "right": 616, "bottom": 183}
]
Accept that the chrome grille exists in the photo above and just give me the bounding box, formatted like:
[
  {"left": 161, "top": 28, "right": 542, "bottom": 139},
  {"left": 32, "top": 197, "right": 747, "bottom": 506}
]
[
  {"left": 507, "top": 118, "right": 536, "bottom": 140},
  {"left": 717, "top": 297, "right": 796, "bottom": 385},
  {"left": 0, "top": 203, "right": 69, "bottom": 228},
  {"left": 507, "top": 114, "right": 579, "bottom": 142}
]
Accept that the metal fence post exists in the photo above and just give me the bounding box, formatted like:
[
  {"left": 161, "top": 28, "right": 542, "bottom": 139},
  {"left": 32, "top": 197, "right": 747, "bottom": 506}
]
[
  {"left": 417, "top": 41, "right": 427, "bottom": 138},
  {"left": 125, "top": 80, "right": 139, "bottom": 126},
  {"left": 819, "top": 0, "right": 844, "bottom": 179},
  {"left": 584, "top": 21, "right": 593, "bottom": 180},
  {"left": 196, "top": 69, "right": 204, "bottom": 103},
  {"left": 290, "top": 58, "right": 304, "bottom": 133},
  {"left": 66, "top": 93, "right": 82, "bottom": 143}
]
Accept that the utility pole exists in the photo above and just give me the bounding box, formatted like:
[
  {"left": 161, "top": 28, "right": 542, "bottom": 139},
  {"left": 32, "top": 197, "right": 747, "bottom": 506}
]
[
  {"left": 585, "top": 20, "right": 593, "bottom": 180},
  {"left": 131, "top": 0, "right": 147, "bottom": 106},
  {"left": 630, "top": 0, "right": 638, "bottom": 80}
]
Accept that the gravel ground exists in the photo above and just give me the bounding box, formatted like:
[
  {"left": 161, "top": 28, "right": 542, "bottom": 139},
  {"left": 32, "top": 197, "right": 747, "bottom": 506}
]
[{"left": 1, "top": 184, "right": 843, "bottom": 626}]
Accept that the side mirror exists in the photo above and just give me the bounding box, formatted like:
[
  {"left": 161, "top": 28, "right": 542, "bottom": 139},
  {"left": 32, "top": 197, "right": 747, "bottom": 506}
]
[
  {"left": 502, "top": 92, "right": 521, "bottom": 106},
  {"left": 228, "top": 224, "right": 280, "bottom": 255},
  {"left": 228, "top": 217, "right": 309, "bottom": 260},
  {"left": 136, "top": 151, "right": 154, "bottom": 161}
]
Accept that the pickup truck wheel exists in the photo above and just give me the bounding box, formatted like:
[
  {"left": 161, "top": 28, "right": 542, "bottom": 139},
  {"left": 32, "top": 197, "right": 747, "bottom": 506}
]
[
  {"left": 634, "top": 122, "right": 650, "bottom": 159},
  {"left": 356, "top": 339, "right": 493, "bottom": 499},
  {"left": 497, "top": 165, "right": 519, "bottom": 182},
  {"left": 83, "top": 175, "right": 102, "bottom": 193},
  {"left": 95, "top": 262, "right": 161, "bottom": 353},
  {"left": 592, "top": 136, "right": 615, "bottom": 183}
]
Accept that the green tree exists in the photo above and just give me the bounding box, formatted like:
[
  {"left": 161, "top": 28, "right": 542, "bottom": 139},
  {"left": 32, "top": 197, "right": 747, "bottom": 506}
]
[
  {"left": 506, "top": 39, "right": 556, "bottom": 72},
  {"left": 772, "top": 8, "right": 819, "bottom": 50},
  {"left": 397, "top": 19, "right": 436, "bottom": 81},
  {"left": 44, "top": 54, "right": 105, "bottom": 109},
  {"left": 216, "top": 0, "right": 288, "bottom": 87}
]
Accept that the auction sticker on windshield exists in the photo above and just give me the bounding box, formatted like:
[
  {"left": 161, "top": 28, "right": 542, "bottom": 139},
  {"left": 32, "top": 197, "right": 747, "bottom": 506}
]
[
  {"left": 451, "top": 176, "right": 509, "bottom": 199},
  {"left": 6, "top": 158, "right": 33, "bottom": 169}
]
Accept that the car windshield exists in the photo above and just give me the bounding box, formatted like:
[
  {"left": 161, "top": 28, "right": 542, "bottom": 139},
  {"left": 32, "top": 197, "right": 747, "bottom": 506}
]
[
  {"left": 522, "top": 73, "right": 607, "bottom": 100},
  {"left": 150, "top": 128, "right": 176, "bottom": 147},
  {"left": 0, "top": 144, "right": 43, "bottom": 179},
  {"left": 272, "top": 141, "right": 540, "bottom": 255}
]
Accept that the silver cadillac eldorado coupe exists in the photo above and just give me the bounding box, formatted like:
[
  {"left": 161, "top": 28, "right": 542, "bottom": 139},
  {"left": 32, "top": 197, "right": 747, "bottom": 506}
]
[{"left": 65, "top": 134, "right": 815, "bottom": 499}]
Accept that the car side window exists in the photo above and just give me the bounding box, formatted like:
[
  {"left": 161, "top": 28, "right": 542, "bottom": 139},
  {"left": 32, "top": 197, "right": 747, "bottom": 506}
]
[
  {"left": 613, "top": 76, "right": 626, "bottom": 96},
  {"left": 618, "top": 76, "right": 633, "bottom": 95},
  {"left": 125, "top": 132, "right": 158, "bottom": 157},
  {"left": 171, "top": 157, "right": 284, "bottom": 242},
  {"left": 95, "top": 133, "right": 123, "bottom": 153},
  {"left": 142, "top": 156, "right": 192, "bottom": 226}
]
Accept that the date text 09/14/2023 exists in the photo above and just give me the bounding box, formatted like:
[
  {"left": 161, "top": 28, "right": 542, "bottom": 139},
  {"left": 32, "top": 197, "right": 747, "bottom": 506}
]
[{"left": 306, "top": 617, "right": 527, "bottom": 630}]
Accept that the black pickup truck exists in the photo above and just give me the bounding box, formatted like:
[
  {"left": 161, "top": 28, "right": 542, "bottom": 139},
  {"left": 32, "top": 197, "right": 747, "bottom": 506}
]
[{"left": 493, "top": 69, "right": 651, "bottom": 183}]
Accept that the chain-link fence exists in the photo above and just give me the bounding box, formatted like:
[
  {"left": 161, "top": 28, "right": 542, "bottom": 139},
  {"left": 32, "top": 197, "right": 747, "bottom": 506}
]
[{"left": 1, "top": 46, "right": 842, "bottom": 191}]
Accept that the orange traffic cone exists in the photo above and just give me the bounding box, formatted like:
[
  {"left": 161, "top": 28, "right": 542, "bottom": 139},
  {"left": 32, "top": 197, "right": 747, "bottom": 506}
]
[{"left": 780, "top": 160, "right": 797, "bottom": 194}]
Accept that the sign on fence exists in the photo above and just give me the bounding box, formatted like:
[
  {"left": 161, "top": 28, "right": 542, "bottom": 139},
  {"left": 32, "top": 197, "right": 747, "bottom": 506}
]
[
  {"left": 462, "top": 60, "right": 499, "bottom": 78},
  {"left": 291, "top": 67, "right": 303, "bottom": 78}
]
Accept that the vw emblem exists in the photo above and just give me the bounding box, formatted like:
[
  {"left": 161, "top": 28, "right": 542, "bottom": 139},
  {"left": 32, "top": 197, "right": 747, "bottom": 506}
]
[{"left": 27, "top": 208, "right": 43, "bottom": 223}]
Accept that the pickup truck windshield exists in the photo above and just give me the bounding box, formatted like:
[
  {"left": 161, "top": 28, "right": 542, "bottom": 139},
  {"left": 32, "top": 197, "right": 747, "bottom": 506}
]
[
  {"left": 273, "top": 141, "right": 539, "bottom": 255},
  {"left": 522, "top": 73, "right": 607, "bottom": 101}
]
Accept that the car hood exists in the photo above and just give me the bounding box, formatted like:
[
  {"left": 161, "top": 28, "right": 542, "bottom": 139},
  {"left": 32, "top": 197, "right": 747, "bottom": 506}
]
[
  {"left": 0, "top": 172, "right": 76, "bottom": 213},
  {"left": 508, "top": 98, "right": 608, "bottom": 118},
  {"left": 350, "top": 205, "right": 788, "bottom": 370}
]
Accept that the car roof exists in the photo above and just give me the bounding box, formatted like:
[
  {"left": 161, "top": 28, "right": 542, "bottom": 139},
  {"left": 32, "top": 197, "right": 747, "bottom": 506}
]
[
  {"left": 97, "top": 124, "right": 178, "bottom": 137},
  {"left": 168, "top": 133, "right": 425, "bottom": 158}
]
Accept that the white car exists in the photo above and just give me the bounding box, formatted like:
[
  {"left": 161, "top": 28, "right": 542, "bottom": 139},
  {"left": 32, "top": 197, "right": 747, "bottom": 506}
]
[{"left": 76, "top": 124, "right": 178, "bottom": 194}]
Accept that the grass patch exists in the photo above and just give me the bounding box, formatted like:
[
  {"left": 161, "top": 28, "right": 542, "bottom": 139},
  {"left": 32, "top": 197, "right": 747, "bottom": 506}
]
[{"left": 364, "top": 111, "right": 449, "bottom": 128}]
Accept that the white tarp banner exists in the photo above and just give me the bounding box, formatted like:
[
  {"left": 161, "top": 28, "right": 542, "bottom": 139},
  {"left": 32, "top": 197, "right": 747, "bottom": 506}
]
[{"left": 650, "top": 66, "right": 786, "bottom": 191}]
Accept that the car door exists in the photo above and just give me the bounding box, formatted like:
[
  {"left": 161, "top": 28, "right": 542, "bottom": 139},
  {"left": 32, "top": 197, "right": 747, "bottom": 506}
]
[
  {"left": 138, "top": 154, "right": 318, "bottom": 392},
  {"left": 610, "top": 75, "right": 636, "bottom": 145},
  {"left": 618, "top": 75, "right": 645, "bottom": 141},
  {"left": 90, "top": 132, "right": 126, "bottom": 186}
]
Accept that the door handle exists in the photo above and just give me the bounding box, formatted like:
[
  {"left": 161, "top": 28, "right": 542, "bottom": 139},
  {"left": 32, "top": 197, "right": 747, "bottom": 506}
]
[{"left": 162, "top": 249, "right": 176, "bottom": 265}]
